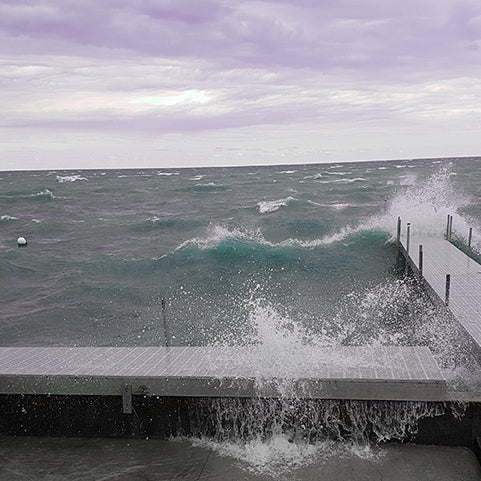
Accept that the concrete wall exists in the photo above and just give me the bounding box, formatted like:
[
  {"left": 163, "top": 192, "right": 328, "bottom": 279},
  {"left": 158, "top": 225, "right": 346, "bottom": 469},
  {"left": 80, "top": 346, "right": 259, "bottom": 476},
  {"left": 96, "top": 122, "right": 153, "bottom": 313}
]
[{"left": 1, "top": 394, "right": 481, "bottom": 448}]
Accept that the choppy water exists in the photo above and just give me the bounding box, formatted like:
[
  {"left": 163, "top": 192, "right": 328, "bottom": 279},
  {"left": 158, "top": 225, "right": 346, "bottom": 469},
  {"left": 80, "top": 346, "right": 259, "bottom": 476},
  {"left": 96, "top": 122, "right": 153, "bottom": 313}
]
[{"left": 1, "top": 157, "right": 481, "bottom": 477}]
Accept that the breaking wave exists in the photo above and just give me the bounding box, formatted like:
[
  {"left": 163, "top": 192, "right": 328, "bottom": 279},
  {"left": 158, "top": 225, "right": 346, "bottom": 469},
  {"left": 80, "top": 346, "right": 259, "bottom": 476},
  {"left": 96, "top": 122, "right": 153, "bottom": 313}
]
[
  {"left": 171, "top": 224, "right": 383, "bottom": 255},
  {"left": 56, "top": 175, "right": 88, "bottom": 183},
  {"left": 257, "top": 197, "right": 297, "bottom": 214},
  {"left": 371, "top": 166, "right": 475, "bottom": 239},
  {"left": 192, "top": 183, "right": 229, "bottom": 192},
  {"left": 0, "top": 215, "right": 18, "bottom": 222}
]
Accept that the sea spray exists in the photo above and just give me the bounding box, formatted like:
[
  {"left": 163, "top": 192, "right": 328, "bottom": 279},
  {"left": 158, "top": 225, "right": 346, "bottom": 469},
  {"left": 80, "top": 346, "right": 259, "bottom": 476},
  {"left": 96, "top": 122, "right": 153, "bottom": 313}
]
[
  {"left": 369, "top": 166, "right": 471, "bottom": 238},
  {"left": 182, "top": 398, "right": 456, "bottom": 477},
  {"left": 178, "top": 285, "right": 471, "bottom": 476},
  {"left": 185, "top": 398, "right": 449, "bottom": 443}
]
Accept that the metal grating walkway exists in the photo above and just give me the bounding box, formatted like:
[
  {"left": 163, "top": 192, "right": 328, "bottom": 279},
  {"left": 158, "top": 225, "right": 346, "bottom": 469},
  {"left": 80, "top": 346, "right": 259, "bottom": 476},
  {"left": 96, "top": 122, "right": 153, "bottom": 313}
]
[
  {"left": 401, "top": 235, "right": 481, "bottom": 348},
  {"left": 0, "top": 346, "right": 446, "bottom": 401}
]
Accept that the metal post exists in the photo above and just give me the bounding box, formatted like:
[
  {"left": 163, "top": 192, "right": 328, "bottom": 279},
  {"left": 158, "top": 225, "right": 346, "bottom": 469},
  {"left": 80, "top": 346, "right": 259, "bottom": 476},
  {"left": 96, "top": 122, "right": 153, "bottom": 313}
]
[
  {"left": 406, "top": 223, "right": 411, "bottom": 255},
  {"left": 448, "top": 215, "right": 453, "bottom": 242},
  {"left": 446, "top": 215, "right": 451, "bottom": 240},
  {"left": 418, "top": 245, "right": 423, "bottom": 277},
  {"left": 122, "top": 384, "right": 132, "bottom": 414},
  {"left": 396, "top": 216, "right": 401, "bottom": 247},
  {"left": 445, "top": 274, "right": 451, "bottom": 306},
  {"left": 162, "top": 298, "right": 171, "bottom": 347},
  {"left": 468, "top": 227, "right": 473, "bottom": 256}
]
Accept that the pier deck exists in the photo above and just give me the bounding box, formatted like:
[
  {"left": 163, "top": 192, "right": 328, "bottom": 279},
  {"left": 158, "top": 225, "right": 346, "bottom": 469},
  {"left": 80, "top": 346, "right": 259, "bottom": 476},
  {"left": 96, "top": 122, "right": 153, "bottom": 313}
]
[
  {"left": 0, "top": 346, "right": 446, "bottom": 402},
  {"left": 400, "top": 236, "right": 481, "bottom": 348}
]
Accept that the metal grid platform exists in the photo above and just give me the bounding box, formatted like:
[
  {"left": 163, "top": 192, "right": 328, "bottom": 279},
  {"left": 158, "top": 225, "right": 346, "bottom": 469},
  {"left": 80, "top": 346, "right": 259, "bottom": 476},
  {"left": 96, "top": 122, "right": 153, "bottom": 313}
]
[
  {"left": 401, "top": 235, "right": 481, "bottom": 346},
  {"left": 0, "top": 346, "right": 446, "bottom": 401}
]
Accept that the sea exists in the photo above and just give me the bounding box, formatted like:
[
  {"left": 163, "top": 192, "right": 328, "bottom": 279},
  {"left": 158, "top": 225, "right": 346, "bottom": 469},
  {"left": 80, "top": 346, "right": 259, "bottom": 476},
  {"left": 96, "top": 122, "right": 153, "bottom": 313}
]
[{"left": 1, "top": 157, "right": 481, "bottom": 479}]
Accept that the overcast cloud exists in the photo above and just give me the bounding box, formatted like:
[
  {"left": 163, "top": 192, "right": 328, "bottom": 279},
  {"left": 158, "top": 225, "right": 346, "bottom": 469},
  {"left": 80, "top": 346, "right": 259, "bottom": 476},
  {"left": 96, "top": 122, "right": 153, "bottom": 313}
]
[{"left": 1, "top": 0, "right": 480, "bottom": 170}]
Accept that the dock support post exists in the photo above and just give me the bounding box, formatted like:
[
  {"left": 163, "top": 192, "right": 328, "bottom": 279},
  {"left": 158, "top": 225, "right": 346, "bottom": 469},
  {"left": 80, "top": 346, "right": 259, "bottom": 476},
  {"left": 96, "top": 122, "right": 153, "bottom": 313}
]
[
  {"left": 445, "top": 274, "right": 451, "bottom": 307},
  {"left": 162, "top": 298, "right": 171, "bottom": 347},
  {"left": 396, "top": 217, "right": 401, "bottom": 247},
  {"left": 418, "top": 245, "right": 423, "bottom": 278},
  {"left": 122, "top": 384, "right": 133, "bottom": 414},
  {"left": 468, "top": 227, "right": 473, "bottom": 256},
  {"left": 406, "top": 223, "right": 411, "bottom": 255}
]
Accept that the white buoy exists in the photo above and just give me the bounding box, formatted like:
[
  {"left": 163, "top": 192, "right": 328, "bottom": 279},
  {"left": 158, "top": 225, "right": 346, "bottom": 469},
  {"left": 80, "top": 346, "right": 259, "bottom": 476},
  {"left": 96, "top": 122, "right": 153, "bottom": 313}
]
[{"left": 17, "top": 237, "right": 27, "bottom": 247}]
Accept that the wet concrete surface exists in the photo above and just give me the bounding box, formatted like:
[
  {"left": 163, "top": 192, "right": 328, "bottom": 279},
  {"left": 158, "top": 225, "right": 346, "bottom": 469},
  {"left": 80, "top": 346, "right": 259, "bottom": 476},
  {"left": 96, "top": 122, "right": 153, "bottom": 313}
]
[{"left": 0, "top": 436, "right": 480, "bottom": 481}]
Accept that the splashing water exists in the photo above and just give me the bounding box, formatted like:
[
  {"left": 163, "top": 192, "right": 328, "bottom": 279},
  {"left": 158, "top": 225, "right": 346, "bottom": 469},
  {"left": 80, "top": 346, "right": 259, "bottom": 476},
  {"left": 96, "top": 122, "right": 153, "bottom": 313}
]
[
  {"left": 190, "top": 434, "right": 382, "bottom": 478},
  {"left": 188, "top": 278, "right": 475, "bottom": 477},
  {"left": 370, "top": 166, "right": 472, "bottom": 238},
  {"left": 183, "top": 398, "right": 455, "bottom": 478}
]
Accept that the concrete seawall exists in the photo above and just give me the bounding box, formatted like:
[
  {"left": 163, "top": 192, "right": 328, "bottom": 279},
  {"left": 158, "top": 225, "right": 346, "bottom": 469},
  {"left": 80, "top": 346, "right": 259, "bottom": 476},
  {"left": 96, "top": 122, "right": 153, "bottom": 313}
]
[{"left": 1, "top": 393, "right": 480, "bottom": 448}]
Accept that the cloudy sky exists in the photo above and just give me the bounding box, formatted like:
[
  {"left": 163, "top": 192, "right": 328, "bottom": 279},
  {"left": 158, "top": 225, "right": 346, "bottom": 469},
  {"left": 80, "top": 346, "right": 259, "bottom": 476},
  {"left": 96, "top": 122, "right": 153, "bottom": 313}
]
[{"left": 1, "top": 0, "right": 481, "bottom": 170}]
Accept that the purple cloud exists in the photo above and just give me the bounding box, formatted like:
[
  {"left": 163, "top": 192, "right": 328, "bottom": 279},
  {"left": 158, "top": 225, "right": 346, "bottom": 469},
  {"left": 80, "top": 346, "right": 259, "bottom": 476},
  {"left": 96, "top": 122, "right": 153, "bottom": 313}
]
[
  {"left": 1, "top": 0, "right": 480, "bottom": 72},
  {"left": 1, "top": 0, "right": 481, "bottom": 169}
]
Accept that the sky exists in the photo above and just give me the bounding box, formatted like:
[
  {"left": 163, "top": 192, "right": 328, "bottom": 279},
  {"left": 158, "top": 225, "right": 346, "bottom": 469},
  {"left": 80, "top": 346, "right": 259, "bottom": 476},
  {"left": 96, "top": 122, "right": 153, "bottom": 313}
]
[{"left": 1, "top": 0, "right": 481, "bottom": 170}]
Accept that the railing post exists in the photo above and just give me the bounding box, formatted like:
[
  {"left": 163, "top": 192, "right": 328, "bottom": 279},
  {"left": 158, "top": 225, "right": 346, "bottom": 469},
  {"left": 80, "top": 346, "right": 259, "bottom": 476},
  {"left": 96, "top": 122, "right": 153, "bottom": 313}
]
[
  {"left": 406, "top": 223, "right": 411, "bottom": 255},
  {"left": 468, "top": 227, "right": 473, "bottom": 256},
  {"left": 396, "top": 216, "right": 401, "bottom": 247},
  {"left": 418, "top": 245, "right": 423, "bottom": 277},
  {"left": 445, "top": 274, "right": 451, "bottom": 306},
  {"left": 162, "top": 298, "right": 171, "bottom": 347},
  {"left": 122, "top": 385, "right": 133, "bottom": 414},
  {"left": 446, "top": 215, "right": 451, "bottom": 240},
  {"left": 448, "top": 215, "right": 453, "bottom": 242}
]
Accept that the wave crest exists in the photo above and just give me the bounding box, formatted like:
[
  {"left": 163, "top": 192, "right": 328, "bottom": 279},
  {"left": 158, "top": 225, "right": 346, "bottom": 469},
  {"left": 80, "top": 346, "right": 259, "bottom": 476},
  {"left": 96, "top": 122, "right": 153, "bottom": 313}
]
[
  {"left": 257, "top": 197, "right": 296, "bottom": 214},
  {"left": 0, "top": 215, "right": 18, "bottom": 222},
  {"left": 56, "top": 175, "right": 88, "bottom": 183}
]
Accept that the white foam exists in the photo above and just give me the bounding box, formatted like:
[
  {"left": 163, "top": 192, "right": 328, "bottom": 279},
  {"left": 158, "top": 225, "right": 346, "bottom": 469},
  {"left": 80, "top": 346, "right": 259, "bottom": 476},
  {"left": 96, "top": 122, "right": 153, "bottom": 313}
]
[
  {"left": 173, "top": 223, "right": 362, "bottom": 255},
  {"left": 33, "top": 189, "right": 55, "bottom": 199},
  {"left": 175, "top": 225, "right": 266, "bottom": 252},
  {"left": 196, "top": 182, "right": 217, "bottom": 187},
  {"left": 189, "top": 435, "right": 382, "bottom": 478},
  {"left": 56, "top": 175, "right": 87, "bottom": 182},
  {"left": 157, "top": 171, "right": 179, "bottom": 176},
  {"left": 316, "top": 178, "right": 366, "bottom": 184},
  {"left": 257, "top": 196, "right": 296, "bottom": 214},
  {"left": 399, "top": 175, "right": 417, "bottom": 186},
  {"left": 189, "top": 175, "right": 204, "bottom": 181},
  {"left": 370, "top": 166, "right": 475, "bottom": 238},
  {"left": 326, "top": 171, "right": 351, "bottom": 176},
  {"left": 285, "top": 226, "right": 361, "bottom": 247},
  {"left": 0, "top": 215, "right": 18, "bottom": 221},
  {"left": 331, "top": 203, "right": 350, "bottom": 211}
]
